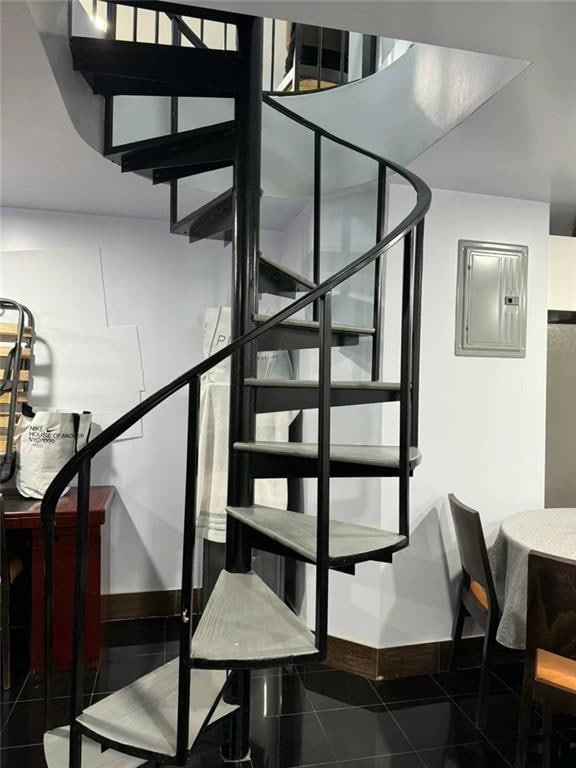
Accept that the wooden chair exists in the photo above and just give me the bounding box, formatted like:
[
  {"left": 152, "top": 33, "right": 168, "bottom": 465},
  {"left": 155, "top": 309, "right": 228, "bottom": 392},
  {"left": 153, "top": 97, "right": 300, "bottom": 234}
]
[
  {"left": 1, "top": 494, "right": 23, "bottom": 690},
  {"left": 515, "top": 552, "right": 576, "bottom": 768},
  {"left": 448, "top": 494, "right": 501, "bottom": 729}
]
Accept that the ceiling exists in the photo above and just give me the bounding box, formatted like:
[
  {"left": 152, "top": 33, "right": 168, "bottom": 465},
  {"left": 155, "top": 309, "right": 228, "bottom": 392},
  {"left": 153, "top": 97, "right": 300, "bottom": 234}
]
[
  {"left": 0, "top": 0, "right": 183, "bottom": 221},
  {"left": 1, "top": 1, "right": 574, "bottom": 234},
  {"left": 192, "top": 0, "right": 576, "bottom": 235}
]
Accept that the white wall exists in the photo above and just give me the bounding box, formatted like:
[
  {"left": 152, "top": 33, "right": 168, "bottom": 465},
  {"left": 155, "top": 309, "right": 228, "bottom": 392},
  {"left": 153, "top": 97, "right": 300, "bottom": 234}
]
[
  {"left": 375, "top": 185, "right": 549, "bottom": 648},
  {"left": 0, "top": 206, "right": 278, "bottom": 595},
  {"left": 0, "top": 184, "right": 550, "bottom": 647},
  {"left": 548, "top": 235, "right": 576, "bottom": 311},
  {"left": 259, "top": 182, "right": 549, "bottom": 649}
]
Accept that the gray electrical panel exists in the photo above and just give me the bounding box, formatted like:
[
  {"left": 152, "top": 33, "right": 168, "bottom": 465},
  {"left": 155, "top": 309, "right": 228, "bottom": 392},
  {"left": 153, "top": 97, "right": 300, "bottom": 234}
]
[{"left": 455, "top": 240, "right": 528, "bottom": 358}]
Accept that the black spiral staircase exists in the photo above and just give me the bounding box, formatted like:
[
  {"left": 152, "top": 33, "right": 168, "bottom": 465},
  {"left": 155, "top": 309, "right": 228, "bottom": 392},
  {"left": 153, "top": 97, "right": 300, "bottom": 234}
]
[{"left": 41, "top": 2, "right": 431, "bottom": 766}]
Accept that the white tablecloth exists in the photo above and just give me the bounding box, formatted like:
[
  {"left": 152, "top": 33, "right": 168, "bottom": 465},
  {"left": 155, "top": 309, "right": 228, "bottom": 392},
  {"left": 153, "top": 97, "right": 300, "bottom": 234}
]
[{"left": 490, "top": 508, "right": 576, "bottom": 649}]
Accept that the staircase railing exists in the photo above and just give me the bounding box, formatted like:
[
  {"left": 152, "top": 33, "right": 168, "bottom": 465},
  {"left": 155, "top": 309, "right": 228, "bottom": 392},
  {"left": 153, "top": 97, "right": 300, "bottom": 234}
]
[
  {"left": 42, "top": 99, "right": 429, "bottom": 738},
  {"left": 45, "top": 5, "right": 431, "bottom": 762}
]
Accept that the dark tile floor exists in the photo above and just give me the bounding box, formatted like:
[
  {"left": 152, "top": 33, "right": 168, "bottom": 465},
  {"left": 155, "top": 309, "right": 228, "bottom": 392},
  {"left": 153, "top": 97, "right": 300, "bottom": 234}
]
[{"left": 1, "top": 618, "right": 575, "bottom": 767}]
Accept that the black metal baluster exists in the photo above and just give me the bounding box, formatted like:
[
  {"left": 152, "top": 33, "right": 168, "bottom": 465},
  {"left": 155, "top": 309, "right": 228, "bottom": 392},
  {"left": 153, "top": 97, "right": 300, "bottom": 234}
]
[
  {"left": 106, "top": 0, "right": 117, "bottom": 40},
  {"left": 102, "top": 1, "right": 116, "bottom": 183},
  {"left": 362, "top": 35, "right": 378, "bottom": 77},
  {"left": 154, "top": 10, "right": 159, "bottom": 44},
  {"left": 339, "top": 30, "right": 346, "bottom": 85},
  {"left": 132, "top": 6, "right": 138, "bottom": 42},
  {"left": 175, "top": 379, "right": 201, "bottom": 762},
  {"left": 293, "top": 24, "right": 301, "bottom": 91},
  {"left": 316, "top": 293, "right": 331, "bottom": 658},
  {"left": 224, "top": 22, "right": 228, "bottom": 50},
  {"left": 372, "top": 163, "right": 387, "bottom": 380},
  {"left": 270, "top": 19, "right": 276, "bottom": 90},
  {"left": 68, "top": 458, "right": 91, "bottom": 768},
  {"left": 43, "top": 505, "right": 55, "bottom": 731},
  {"left": 169, "top": 18, "right": 180, "bottom": 227},
  {"left": 317, "top": 27, "right": 323, "bottom": 89},
  {"left": 92, "top": 0, "right": 97, "bottom": 18},
  {"left": 200, "top": 18, "right": 204, "bottom": 44},
  {"left": 399, "top": 230, "right": 414, "bottom": 540},
  {"left": 411, "top": 219, "right": 425, "bottom": 447},
  {"left": 312, "top": 133, "right": 322, "bottom": 321}
]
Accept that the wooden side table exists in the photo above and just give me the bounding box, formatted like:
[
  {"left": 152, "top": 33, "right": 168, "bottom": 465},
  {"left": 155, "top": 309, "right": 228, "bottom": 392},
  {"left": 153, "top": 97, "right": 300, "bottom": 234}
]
[{"left": 4, "top": 486, "right": 114, "bottom": 674}]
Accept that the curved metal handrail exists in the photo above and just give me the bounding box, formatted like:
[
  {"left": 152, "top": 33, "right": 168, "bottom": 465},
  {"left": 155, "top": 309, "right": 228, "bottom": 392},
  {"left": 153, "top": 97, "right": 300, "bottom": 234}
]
[{"left": 40, "top": 100, "right": 431, "bottom": 524}]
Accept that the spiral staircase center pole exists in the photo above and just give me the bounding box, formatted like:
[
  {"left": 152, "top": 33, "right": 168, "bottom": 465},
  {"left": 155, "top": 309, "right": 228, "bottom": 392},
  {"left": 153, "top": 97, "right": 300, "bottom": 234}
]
[{"left": 224, "top": 15, "right": 264, "bottom": 765}]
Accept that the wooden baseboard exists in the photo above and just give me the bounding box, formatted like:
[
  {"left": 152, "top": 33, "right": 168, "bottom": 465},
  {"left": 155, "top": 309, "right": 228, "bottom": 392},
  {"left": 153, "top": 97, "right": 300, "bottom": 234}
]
[
  {"left": 324, "top": 635, "right": 378, "bottom": 678},
  {"left": 326, "top": 634, "right": 519, "bottom": 681},
  {"left": 101, "top": 589, "right": 202, "bottom": 621}
]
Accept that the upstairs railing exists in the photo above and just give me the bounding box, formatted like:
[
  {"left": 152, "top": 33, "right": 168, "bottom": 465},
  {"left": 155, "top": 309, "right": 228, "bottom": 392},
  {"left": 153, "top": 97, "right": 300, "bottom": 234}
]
[
  {"left": 73, "top": 0, "right": 408, "bottom": 93},
  {"left": 46, "top": 4, "right": 431, "bottom": 764}
]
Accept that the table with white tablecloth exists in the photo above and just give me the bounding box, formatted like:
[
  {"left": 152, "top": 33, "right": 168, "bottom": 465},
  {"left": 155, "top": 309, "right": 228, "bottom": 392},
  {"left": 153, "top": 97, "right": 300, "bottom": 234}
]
[{"left": 489, "top": 508, "right": 576, "bottom": 649}]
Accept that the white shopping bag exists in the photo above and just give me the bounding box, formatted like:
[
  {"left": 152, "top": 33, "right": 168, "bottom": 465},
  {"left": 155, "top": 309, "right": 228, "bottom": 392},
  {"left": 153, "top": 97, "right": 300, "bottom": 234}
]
[{"left": 15, "top": 407, "right": 92, "bottom": 498}]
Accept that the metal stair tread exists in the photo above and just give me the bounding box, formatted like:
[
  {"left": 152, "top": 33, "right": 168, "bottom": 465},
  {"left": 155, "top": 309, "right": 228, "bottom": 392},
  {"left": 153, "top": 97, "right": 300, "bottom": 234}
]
[
  {"left": 258, "top": 255, "right": 316, "bottom": 292},
  {"left": 70, "top": 37, "right": 239, "bottom": 96},
  {"left": 75, "top": 660, "right": 235, "bottom": 756},
  {"left": 244, "top": 378, "right": 400, "bottom": 390},
  {"left": 44, "top": 727, "right": 146, "bottom": 768},
  {"left": 105, "top": 121, "right": 234, "bottom": 162},
  {"left": 118, "top": 121, "right": 235, "bottom": 172},
  {"left": 171, "top": 187, "right": 233, "bottom": 239},
  {"left": 234, "top": 441, "right": 422, "bottom": 469},
  {"left": 191, "top": 570, "right": 317, "bottom": 664},
  {"left": 227, "top": 505, "right": 406, "bottom": 564},
  {"left": 70, "top": 35, "right": 240, "bottom": 64},
  {"left": 253, "top": 314, "right": 375, "bottom": 336}
]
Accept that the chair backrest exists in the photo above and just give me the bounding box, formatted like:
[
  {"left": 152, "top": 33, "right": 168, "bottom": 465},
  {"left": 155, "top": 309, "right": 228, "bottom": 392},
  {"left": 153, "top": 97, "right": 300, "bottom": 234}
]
[
  {"left": 525, "top": 552, "right": 576, "bottom": 712},
  {"left": 526, "top": 551, "right": 576, "bottom": 658},
  {"left": 448, "top": 494, "right": 498, "bottom": 616}
]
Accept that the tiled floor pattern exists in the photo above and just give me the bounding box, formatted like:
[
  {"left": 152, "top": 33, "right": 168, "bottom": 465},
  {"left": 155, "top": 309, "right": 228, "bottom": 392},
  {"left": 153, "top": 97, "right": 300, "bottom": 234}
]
[{"left": 1, "top": 618, "right": 575, "bottom": 767}]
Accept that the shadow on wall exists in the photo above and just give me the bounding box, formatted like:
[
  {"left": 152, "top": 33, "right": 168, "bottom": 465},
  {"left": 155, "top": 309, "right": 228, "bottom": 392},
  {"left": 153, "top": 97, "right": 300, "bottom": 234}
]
[
  {"left": 91, "top": 421, "right": 186, "bottom": 597},
  {"left": 77, "top": 421, "right": 115, "bottom": 597},
  {"left": 99, "top": 491, "right": 171, "bottom": 598},
  {"left": 58, "top": 411, "right": 189, "bottom": 599},
  {"left": 382, "top": 498, "right": 473, "bottom": 648}
]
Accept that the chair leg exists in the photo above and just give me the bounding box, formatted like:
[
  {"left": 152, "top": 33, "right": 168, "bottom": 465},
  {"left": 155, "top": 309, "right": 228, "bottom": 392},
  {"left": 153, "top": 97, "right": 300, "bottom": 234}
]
[
  {"left": 476, "top": 624, "right": 496, "bottom": 729},
  {"left": 514, "top": 673, "right": 534, "bottom": 768},
  {"left": 542, "top": 705, "right": 552, "bottom": 768},
  {"left": 448, "top": 579, "right": 467, "bottom": 672},
  {"left": 1, "top": 585, "right": 11, "bottom": 691}
]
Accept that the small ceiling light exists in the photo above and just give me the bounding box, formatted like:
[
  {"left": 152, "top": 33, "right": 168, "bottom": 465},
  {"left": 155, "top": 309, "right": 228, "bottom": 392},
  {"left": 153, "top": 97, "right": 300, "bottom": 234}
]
[{"left": 93, "top": 15, "right": 107, "bottom": 33}]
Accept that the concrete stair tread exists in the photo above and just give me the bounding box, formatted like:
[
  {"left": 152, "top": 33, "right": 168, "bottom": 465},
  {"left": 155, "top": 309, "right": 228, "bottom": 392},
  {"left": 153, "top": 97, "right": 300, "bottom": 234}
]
[
  {"left": 44, "top": 727, "right": 146, "bottom": 768},
  {"left": 75, "top": 660, "right": 235, "bottom": 756},
  {"left": 244, "top": 378, "right": 399, "bottom": 390},
  {"left": 227, "top": 504, "right": 406, "bottom": 564},
  {"left": 233, "top": 441, "right": 422, "bottom": 469},
  {"left": 253, "top": 314, "right": 374, "bottom": 336},
  {"left": 191, "top": 571, "right": 317, "bottom": 665}
]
